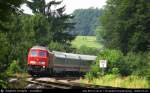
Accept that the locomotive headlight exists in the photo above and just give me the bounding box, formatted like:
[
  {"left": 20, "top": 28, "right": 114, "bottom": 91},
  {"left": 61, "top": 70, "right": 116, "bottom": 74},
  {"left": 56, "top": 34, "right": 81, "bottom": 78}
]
[
  {"left": 30, "top": 61, "right": 36, "bottom": 64},
  {"left": 40, "top": 61, "right": 45, "bottom": 65}
]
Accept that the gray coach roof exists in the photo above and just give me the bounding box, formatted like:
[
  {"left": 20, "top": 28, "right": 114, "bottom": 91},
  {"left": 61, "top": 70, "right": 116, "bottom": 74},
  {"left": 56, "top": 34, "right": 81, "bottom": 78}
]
[{"left": 53, "top": 51, "right": 97, "bottom": 61}]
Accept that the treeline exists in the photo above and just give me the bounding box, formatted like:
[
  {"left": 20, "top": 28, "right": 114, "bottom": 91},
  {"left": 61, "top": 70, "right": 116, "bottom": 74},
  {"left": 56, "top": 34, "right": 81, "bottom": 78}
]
[
  {"left": 71, "top": 8, "right": 102, "bottom": 36},
  {"left": 96, "top": 0, "right": 150, "bottom": 54},
  {"left": 0, "top": 0, "right": 75, "bottom": 88},
  {"left": 88, "top": 0, "right": 150, "bottom": 86}
]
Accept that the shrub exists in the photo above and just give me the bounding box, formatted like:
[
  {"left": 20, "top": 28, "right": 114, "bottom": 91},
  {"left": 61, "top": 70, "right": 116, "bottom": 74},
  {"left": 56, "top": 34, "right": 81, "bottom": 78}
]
[
  {"left": 85, "top": 72, "right": 94, "bottom": 81},
  {"left": 96, "top": 49, "right": 123, "bottom": 74},
  {"left": 85, "top": 49, "right": 123, "bottom": 78},
  {"left": 48, "top": 41, "right": 75, "bottom": 52},
  {"left": 0, "top": 79, "right": 7, "bottom": 88},
  {"left": 6, "top": 60, "right": 21, "bottom": 76},
  {"left": 112, "top": 68, "right": 120, "bottom": 75},
  {"left": 85, "top": 49, "right": 150, "bottom": 80},
  {"left": 0, "top": 72, "right": 8, "bottom": 88},
  {"left": 121, "top": 52, "right": 149, "bottom": 76},
  {"left": 76, "top": 45, "right": 99, "bottom": 55}
]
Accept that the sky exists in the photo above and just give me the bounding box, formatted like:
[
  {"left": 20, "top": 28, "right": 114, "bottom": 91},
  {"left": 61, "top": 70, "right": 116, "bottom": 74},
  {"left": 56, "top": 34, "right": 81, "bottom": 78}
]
[{"left": 21, "top": 0, "right": 107, "bottom": 14}]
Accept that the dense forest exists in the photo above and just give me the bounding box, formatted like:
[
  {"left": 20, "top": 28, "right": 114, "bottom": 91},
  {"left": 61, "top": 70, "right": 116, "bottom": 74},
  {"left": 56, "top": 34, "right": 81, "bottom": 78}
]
[
  {"left": 71, "top": 8, "right": 102, "bottom": 36},
  {"left": 96, "top": 0, "right": 150, "bottom": 54}
]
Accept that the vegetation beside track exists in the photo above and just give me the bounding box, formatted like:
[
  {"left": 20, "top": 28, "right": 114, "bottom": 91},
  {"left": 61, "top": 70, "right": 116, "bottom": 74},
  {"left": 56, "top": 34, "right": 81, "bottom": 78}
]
[{"left": 81, "top": 74, "right": 149, "bottom": 88}]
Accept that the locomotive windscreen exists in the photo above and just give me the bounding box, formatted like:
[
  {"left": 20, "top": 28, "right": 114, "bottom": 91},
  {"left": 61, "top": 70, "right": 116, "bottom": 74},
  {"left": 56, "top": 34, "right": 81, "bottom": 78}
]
[{"left": 30, "top": 50, "right": 38, "bottom": 56}]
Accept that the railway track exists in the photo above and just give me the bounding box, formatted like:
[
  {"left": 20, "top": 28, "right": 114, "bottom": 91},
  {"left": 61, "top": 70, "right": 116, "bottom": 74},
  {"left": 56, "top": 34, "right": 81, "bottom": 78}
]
[
  {"left": 25, "top": 77, "right": 124, "bottom": 89},
  {"left": 26, "top": 77, "right": 84, "bottom": 89}
]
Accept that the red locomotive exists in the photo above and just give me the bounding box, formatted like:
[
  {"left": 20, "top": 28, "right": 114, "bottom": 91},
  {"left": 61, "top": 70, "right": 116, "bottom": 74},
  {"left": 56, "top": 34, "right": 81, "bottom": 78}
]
[{"left": 27, "top": 46, "right": 96, "bottom": 76}]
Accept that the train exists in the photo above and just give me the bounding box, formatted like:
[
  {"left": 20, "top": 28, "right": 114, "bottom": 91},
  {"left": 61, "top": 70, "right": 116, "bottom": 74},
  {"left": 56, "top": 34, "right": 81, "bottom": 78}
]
[{"left": 27, "top": 46, "right": 97, "bottom": 76}]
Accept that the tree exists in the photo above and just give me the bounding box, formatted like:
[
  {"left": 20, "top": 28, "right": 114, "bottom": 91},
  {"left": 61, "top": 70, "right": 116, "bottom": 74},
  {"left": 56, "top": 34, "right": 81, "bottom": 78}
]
[
  {"left": 0, "top": 0, "right": 24, "bottom": 29},
  {"left": 26, "top": 0, "right": 75, "bottom": 44},
  {"left": 0, "top": 0, "right": 25, "bottom": 71},
  {"left": 71, "top": 8, "right": 102, "bottom": 36},
  {"left": 0, "top": 0, "right": 25, "bottom": 88},
  {"left": 97, "top": 0, "right": 150, "bottom": 54}
]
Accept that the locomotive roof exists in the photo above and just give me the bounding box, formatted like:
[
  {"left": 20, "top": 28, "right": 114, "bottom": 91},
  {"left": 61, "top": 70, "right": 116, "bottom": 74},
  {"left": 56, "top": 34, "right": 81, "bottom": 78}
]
[
  {"left": 53, "top": 51, "right": 97, "bottom": 61},
  {"left": 31, "top": 46, "right": 52, "bottom": 53}
]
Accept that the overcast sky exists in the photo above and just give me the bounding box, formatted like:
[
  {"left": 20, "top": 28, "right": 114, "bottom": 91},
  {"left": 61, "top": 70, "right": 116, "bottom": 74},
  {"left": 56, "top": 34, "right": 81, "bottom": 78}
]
[{"left": 21, "top": 0, "right": 107, "bottom": 14}]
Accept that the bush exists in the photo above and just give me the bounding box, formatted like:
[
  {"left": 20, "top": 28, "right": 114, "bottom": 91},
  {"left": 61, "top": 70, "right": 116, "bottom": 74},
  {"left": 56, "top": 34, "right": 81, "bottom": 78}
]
[
  {"left": 85, "top": 72, "right": 94, "bottom": 81},
  {"left": 76, "top": 45, "right": 99, "bottom": 55},
  {"left": 0, "top": 79, "right": 7, "bottom": 88},
  {"left": 96, "top": 49, "right": 123, "bottom": 74},
  {"left": 85, "top": 49, "right": 123, "bottom": 78},
  {"left": 121, "top": 52, "right": 149, "bottom": 76},
  {"left": 6, "top": 60, "right": 21, "bottom": 76},
  {"left": 48, "top": 41, "right": 75, "bottom": 52},
  {"left": 85, "top": 48, "right": 150, "bottom": 81},
  {"left": 0, "top": 72, "right": 8, "bottom": 88},
  {"left": 94, "top": 50, "right": 150, "bottom": 77},
  {"left": 112, "top": 68, "right": 120, "bottom": 75}
]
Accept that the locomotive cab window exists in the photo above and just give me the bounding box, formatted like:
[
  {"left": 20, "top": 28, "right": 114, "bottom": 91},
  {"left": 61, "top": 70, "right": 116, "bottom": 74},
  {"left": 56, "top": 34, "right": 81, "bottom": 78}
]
[
  {"left": 30, "top": 50, "right": 38, "bottom": 56},
  {"left": 39, "top": 51, "right": 47, "bottom": 57}
]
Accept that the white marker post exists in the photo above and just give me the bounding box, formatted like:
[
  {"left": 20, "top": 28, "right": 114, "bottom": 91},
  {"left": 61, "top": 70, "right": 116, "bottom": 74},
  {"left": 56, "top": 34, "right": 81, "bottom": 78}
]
[{"left": 99, "top": 60, "right": 107, "bottom": 75}]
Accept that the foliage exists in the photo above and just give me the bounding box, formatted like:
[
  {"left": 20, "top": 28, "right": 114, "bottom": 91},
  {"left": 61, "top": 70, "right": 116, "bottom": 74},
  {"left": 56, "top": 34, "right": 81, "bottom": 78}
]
[
  {"left": 85, "top": 72, "right": 94, "bottom": 81},
  {"left": 48, "top": 41, "right": 75, "bottom": 52},
  {"left": 112, "top": 68, "right": 120, "bottom": 75},
  {"left": 29, "top": 14, "right": 52, "bottom": 45},
  {"left": 81, "top": 74, "right": 149, "bottom": 88},
  {"left": 85, "top": 49, "right": 123, "bottom": 79},
  {"left": 0, "top": 0, "right": 25, "bottom": 89},
  {"left": 0, "top": 0, "right": 75, "bottom": 88},
  {"left": 0, "top": 32, "right": 10, "bottom": 71},
  {"left": 27, "top": 0, "right": 75, "bottom": 44},
  {"left": 71, "top": 8, "right": 102, "bottom": 35},
  {"left": 0, "top": 73, "right": 8, "bottom": 88},
  {"left": 6, "top": 60, "right": 21, "bottom": 76},
  {"left": 0, "top": 79, "right": 7, "bottom": 88},
  {"left": 0, "top": 0, "right": 24, "bottom": 23},
  {"left": 75, "top": 45, "right": 99, "bottom": 55},
  {"left": 120, "top": 52, "right": 149, "bottom": 76},
  {"left": 84, "top": 0, "right": 150, "bottom": 87},
  {"left": 96, "top": 49, "right": 123, "bottom": 74},
  {"left": 97, "top": 0, "right": 150, "bottom": 54},
  {"left": 86, "top": 49, "right": 150, "bottom": 80}
]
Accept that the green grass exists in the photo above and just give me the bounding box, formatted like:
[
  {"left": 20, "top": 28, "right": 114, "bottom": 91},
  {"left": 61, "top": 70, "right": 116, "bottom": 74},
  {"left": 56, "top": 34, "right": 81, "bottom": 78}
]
[
  {"left": 80, "top": 75, "right": 150, "bottom": 88},
  {"left": 71, "top": 36, "right": 102, "bottom": 49}
]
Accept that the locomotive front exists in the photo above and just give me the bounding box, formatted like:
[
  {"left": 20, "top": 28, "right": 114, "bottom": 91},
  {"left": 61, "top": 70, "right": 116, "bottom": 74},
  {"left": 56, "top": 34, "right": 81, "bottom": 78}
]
[{"left": 27, "top": 46, "right": 50, "bottom": 75}]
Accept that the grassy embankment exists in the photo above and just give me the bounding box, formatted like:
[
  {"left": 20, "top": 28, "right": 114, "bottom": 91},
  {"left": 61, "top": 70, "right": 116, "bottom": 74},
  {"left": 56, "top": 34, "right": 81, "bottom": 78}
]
[{"left": 80, "top": 75, "right": 149, "bottom": 88}]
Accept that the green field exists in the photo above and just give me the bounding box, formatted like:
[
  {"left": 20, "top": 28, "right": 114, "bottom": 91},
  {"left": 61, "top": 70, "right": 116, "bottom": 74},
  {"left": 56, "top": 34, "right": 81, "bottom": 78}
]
[{"left": 71, "top": 36, "right": 102, "bottom": 49}]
